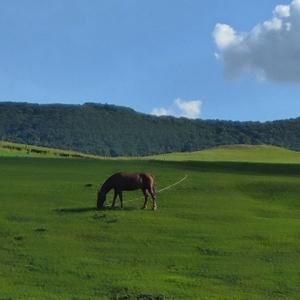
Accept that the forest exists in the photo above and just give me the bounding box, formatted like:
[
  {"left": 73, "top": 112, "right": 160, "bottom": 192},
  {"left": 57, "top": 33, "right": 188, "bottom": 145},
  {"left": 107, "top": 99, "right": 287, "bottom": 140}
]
[{"left": 0, "top": 102, "right": 299, "bottom": 156}]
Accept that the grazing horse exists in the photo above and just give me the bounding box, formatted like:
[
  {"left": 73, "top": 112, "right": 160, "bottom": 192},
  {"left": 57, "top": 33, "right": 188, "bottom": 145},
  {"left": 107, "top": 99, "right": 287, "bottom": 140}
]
[{"left": 97, "top": 172, "right": 157, "bottom": 210}]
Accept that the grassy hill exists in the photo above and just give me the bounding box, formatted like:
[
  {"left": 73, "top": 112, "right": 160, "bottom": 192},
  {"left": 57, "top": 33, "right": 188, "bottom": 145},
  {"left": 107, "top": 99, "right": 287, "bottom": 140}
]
[
  {"left": 149, "top": 144, "right": 300, "bottom": 164},
  {"left": 2, "top": 141, "right": 300, "bottom": 165},
  {"left": 1, "top": 102, "right": 300, "bottom": 156},
  {"left": 0, "top": 153, "right": 300, "bottom": 299},
  {"left": 0, "top": 141, "right": 101, "bottom": 159}
]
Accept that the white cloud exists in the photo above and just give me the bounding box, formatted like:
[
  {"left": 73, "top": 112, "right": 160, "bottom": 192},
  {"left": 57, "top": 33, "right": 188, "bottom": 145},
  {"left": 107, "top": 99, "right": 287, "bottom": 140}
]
[
  {"left": 263, "top": 17, "right": 282, "bottom": 31},
  {"left": 274, "top": 5, "right": 290, "bottom": 18},
  {"left": 213, "top": 0, "right": 300, "bottom": 82},
  {"left": 152, "top": 98, "right": 202, "bottom": 119},
  {"left": 151, "top": 98, "right": 202, "bottom": 119},
  {"left": 151, "top": 107, "right": 171, "bottom": 116},
  {"left": 213, "top": 23, "right": 239, "bottom": 49},
  {"left": 174, "top": 98, "right": 202, "bottom": 119}
]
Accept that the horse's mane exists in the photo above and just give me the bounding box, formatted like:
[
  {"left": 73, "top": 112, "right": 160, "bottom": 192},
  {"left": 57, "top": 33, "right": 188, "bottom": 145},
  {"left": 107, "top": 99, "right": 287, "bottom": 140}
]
[{"left": 99, "top": 175, "right": 114, "bottom": 193}]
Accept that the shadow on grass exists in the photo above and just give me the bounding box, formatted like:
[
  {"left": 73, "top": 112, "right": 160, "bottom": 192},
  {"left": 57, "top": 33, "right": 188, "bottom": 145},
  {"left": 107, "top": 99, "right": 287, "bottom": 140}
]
[
  {"left": 103, "top": 206, "right": 136, "bottom": 211},
  {"left": 55, "top": 206, "right": 135, "bottom": 213},
  {"left": 55, "top": 207, "right": 97, "bottom": 213},
  {"left": 148, "top": 159, "right": 300, "bottom": 176}
]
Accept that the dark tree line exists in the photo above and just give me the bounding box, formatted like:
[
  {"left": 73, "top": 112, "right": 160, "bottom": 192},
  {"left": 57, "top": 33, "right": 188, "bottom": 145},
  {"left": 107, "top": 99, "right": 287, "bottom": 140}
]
[{"left": 0, "top": 102, "right": 299, "bottom": 156}]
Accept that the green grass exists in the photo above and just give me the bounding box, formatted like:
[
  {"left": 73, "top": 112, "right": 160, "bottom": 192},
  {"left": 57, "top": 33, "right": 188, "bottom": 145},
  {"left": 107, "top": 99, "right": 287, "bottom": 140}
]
[
  {"left": 0, "top": 141, "right": 102, "bottom": 159},
  {"left": 2, "top": 141, "right": 300, "bottom": 165},
  {"left": 148, "top": 144, "right": 300, "bottom": 164},
  {"left": 0, "top": 156, "right": 300, "bottom": 299}
]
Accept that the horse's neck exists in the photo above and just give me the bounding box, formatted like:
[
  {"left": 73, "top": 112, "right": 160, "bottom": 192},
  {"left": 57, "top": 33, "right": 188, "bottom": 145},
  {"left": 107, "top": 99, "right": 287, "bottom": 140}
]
[{"left": 100, "top": 180, "right": 113, "bottom": 194}]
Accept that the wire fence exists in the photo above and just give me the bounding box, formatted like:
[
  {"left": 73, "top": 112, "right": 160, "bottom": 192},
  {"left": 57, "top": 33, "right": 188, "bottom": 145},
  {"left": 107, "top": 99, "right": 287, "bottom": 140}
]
[{"left": 126, "top": 174, "right": 188, "bottom": 203}]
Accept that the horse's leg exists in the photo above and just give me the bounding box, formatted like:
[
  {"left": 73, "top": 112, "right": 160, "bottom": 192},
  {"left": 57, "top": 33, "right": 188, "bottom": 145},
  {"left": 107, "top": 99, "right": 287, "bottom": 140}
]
[
  {"left": 118, "top": 191, "right": 123, "bottom": 208},
  {"left": 141, "top": 189, "right": 149, "bottom": 209},
  {"left": 111, "top": 189, "right": 117, "bottom": 208}
]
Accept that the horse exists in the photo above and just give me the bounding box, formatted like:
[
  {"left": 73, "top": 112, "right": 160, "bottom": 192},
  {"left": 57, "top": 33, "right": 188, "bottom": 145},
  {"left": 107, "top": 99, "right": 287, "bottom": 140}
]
[{"left": 97, "top": 172, "right": 157, "bottom": 210}]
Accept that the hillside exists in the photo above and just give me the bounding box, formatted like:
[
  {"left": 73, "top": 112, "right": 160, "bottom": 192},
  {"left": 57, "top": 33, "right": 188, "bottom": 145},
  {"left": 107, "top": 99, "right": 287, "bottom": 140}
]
[
  {"left": 149, "top": 144, "right": 300, "bottom": 164},
  {"left": 0, "top": 141, "right": 100, "bottom": 159},
  {"left": 1, "top": 102, "right": 300, "bottom": 156},
  {"left": 2, "top": 141, "right": 300, "bottom": 165}
]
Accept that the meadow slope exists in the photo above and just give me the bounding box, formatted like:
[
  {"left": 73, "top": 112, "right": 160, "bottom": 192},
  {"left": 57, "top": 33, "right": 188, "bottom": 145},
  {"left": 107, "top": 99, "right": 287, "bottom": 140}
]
[
  {"left": 148, "top": 145, "right": 300, "bottom": 164},
  {"left": 2, "top": 141, "right": 300, "bottom": 164},
  {"left": 0, "top": 156, "right": 300, "bottom": 299},
  {"left": 0, "top": 141, "right": 101, "bottom": 159}
]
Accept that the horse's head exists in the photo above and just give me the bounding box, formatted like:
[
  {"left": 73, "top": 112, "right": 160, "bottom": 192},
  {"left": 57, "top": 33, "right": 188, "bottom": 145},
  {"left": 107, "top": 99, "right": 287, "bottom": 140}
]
[{"left": 97, "top": 190, "right": 106, "bottom": 209}]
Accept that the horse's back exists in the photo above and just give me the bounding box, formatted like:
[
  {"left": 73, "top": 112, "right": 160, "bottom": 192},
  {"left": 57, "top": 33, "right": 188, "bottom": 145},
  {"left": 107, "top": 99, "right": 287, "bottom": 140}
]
[
  {"left": 111, "top": 172, "right": 154, "bottom": 191},
  {"left": 110, "top": 172, "right": 141, "bottom": 190}
]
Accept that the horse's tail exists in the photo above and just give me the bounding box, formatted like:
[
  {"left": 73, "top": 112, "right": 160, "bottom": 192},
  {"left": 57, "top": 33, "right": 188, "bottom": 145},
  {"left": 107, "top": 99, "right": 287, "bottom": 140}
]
[
  {"left": 148, "top": 173, "right": 156, "bottom": 196},
  {"left": 139, "top": 173, "right": 152, "bottom": 189},
  {"left": 152, "top": 184, "right": 156, "bottom": 197}
]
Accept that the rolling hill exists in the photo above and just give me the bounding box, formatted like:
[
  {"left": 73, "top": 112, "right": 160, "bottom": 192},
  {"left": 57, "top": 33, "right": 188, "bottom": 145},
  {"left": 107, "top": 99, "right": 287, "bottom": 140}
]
[
  {"left": 1, "top": 102, "right": 300, "bottom": 156},
  {"left": 0, "top": 141, "right": 100, "bottom": 159},
  {"left": 149, "top": 144, "right": 300, "bottom": 164},
  {"left": 1, "top": 141, "right": 300, "bottom": 164}
]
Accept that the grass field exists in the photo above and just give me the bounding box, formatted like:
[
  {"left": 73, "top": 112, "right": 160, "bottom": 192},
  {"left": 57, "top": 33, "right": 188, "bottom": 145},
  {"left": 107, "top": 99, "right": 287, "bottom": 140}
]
[
  {"left": 0, "top": 141, "right": 101, "bottom": 159},
  {"left": 2, "top": 141, "right": 300, "bottom": 164},
  {"left": 1, "top": 146, "right": 300, "bottom": 299},
  {"left": 148, "top": 145, "right": 300, "bottom": 164}
]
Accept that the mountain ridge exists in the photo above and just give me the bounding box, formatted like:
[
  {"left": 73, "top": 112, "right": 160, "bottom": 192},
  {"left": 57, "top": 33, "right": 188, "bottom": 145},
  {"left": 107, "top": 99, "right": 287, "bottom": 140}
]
[{"left": 1, "top": 101, "right": 300, "bottom": 156}]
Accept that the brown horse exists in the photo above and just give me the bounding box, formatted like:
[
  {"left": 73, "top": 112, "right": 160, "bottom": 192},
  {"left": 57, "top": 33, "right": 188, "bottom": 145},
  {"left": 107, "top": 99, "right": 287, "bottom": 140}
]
[{"left": 97, "top": 172, "right": 157, "bottom": 210}]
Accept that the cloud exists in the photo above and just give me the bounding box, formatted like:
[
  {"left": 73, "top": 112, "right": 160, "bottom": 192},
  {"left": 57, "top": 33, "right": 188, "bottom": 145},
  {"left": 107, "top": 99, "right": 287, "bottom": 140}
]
[
  {"left": 213, "top": 24, "right": 239, "bottom": 49},
  {"left": 174, "top": 98, "right": 202, "bottom": 119},
  {"left": 213, "top": 0, "right": 300, "bottom": 82},
  {"left": 151, "top": 107, "right": 171, "bottom": 116},
  {"left": 151, "top": 98, "right": 202, "bottom": 119}
]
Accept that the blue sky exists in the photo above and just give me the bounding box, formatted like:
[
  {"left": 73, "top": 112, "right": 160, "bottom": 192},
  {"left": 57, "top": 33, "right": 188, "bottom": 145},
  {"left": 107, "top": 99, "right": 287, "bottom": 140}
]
[{"left": 0, "top": 0, "right": 299, "bottom": 121}]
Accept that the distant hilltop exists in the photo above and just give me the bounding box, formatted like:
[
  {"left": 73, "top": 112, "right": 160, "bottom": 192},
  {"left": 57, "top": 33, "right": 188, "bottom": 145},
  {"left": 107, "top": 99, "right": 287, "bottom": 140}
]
[{"left": 0, "top": 101, "right": 299, "bottom": 156}]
